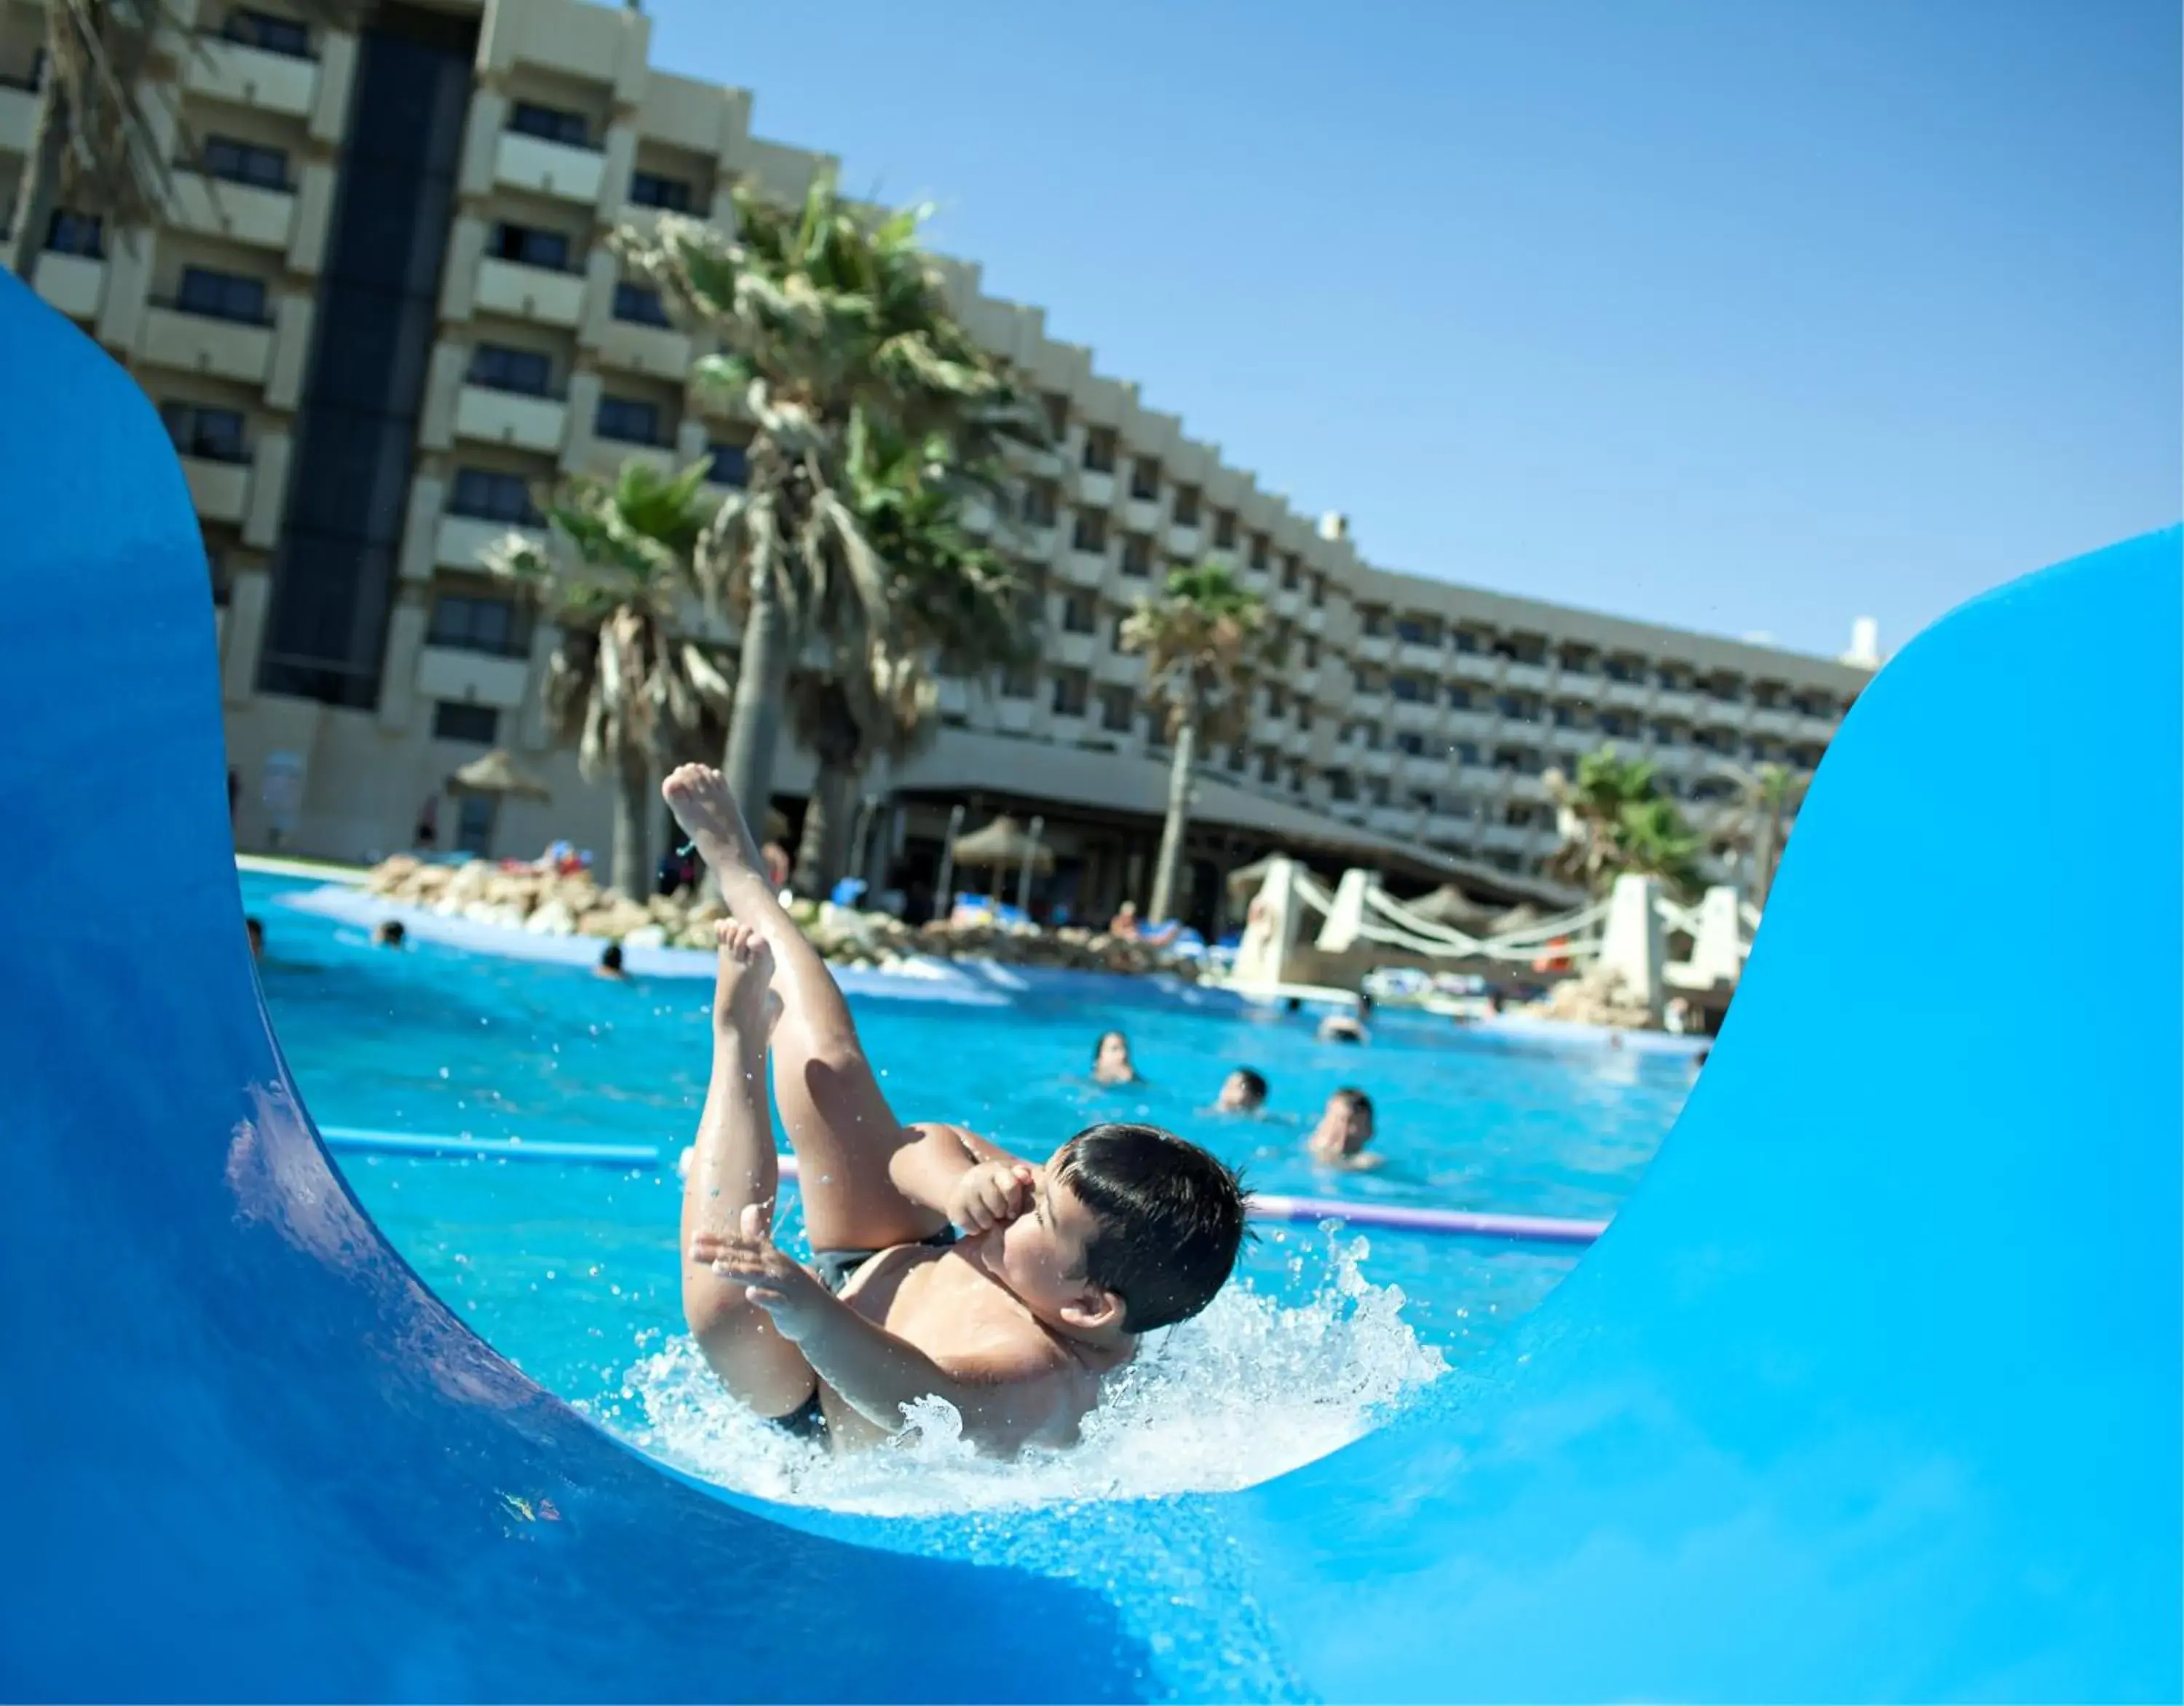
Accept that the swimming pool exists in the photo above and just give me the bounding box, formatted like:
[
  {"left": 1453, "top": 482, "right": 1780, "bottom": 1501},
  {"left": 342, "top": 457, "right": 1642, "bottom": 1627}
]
[{"left": 247, "top": 870, "right": 1685, "bottom": 1514}]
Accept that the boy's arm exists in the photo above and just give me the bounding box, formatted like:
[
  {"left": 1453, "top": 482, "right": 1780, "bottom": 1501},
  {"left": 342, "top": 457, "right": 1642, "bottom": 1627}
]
[
  {"left": 693, "top": 1215, "right": 1069, "bottom": 1453},
  {"left": 886, "top": 1122, "right": 1032, "bottom": 1217},
  {"left": 793, "top": 1294, "right": 1072, "bottom": 1451}
]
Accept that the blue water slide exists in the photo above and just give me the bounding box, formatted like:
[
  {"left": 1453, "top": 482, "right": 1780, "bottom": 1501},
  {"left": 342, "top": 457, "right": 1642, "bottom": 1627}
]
[{"left": 0, "top": 269, "right": 2175, "bottom": 1702}]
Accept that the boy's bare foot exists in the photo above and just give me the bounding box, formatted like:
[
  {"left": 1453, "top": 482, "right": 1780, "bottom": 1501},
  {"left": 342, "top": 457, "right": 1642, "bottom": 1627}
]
[
  {"left": 713, "top": 920, "right": 781, "bottom": 1038},
  {"left": 663, "top": 764, "right": 765, "bottom": 887}
]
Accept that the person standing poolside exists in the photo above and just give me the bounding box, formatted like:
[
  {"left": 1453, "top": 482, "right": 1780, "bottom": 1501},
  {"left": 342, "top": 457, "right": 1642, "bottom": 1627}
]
[
  {"left": 1307, "top": 1087, "right": 1381, "bottom": 1170},
  {"left": 661, "top": 763, "right": 1247, "bottom": 1457}
]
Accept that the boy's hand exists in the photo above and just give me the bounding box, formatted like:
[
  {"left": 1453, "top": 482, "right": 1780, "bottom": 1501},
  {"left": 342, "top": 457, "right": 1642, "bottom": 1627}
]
[
  {"left": 946, "top": 1159, "right": 1036, "bottom": 1234},
  {"left": 692, "top": 1205, "right": 834, "bottom": 1341}
]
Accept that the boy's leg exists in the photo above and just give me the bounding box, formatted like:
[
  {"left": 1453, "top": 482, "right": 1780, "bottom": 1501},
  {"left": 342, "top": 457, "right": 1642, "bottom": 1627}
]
[
  {"left": 664, "top": 765, "right": 946, "bottom": 1252},
  {"left": 680, "top": 921, "right": 816, "bottom": 1417}
]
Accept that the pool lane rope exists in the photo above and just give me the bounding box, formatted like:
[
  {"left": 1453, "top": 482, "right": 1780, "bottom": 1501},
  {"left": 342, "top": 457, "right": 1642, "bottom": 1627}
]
[{"left": 319, "top": 1127, "right": 1607, "bottom": 1246}]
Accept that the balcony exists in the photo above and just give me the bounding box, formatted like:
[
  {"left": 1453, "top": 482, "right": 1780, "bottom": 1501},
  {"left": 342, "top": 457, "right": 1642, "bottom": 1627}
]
[
  {"left": 435, "top": 514, "right": 542, "bottom": 572},
  {"left": 1271, "top": 586, "right": 1304, "bottom": 619},
  {"left": 1093, "top": 648, "right": 1143, "bottom": 686},
  {"left": 1451, "top": 649, "right": 1499, "bottom": 684},
  {"left": 1053, "top": 630, "right": 1096, "bottom": 669},
  {"left": 1294, "top": 667, "right": 1320, "bottom": 698},
  {"left": 1165, "top": 523, "right": 1201, "bottom": 558},
  {"left": 1602, "top": 675, "right": 1653, "bottom": 710},
  {"left": 417, "top": 645, "right": 533, "bottom": 711},
  {"left": 598, "top": 315, "right": 692, "bottom": 377},
  {"left": 185, "top": 36, "right": 319, "bottom": 118},
  {"left": 1482, "top": 823, "right": 1533, "bottom": 854},
  {"left": 1123, "top": 496, "right": 1160, "bottom": 534},
  {"left": 454, "top": 384, "right": 568, "bottom": 453},
  {"left": 1501, "top": 659, "right": 1551, "bottom": 692},
  {"left": 1399, "top": 751, "right": 1442, "bottom": 787},
  {"left": 1357, "top": 747, "right": 1396, "bottom": 776},
  {"left": 1749, "top": 706, "right": 1797, "bottom": 738},
  {"left": 995, "top": 697, "right": 1034, "bottom": 735},
  {"left": 168, "top": 172, "right": 297, "bottom": 251},
  {"left": 1056, "top": 550, "right": 1107, "bottom": 590},
  {"left": 141, "top": 304, "right": 273, "bottom": 384},
  {"left": 475, "top": 257, "right": 587, "bottom": 328},
  {"left": 1653, "top": 686, "right": 1702, "bottom": 721},
  {"left": 1446, "top": 708, "right": 1495, "bottom": 742},
  {"left": 0, "top": 81, "right": 34, "bottom": 153},
  {"left": 1354, "top": 633, "right": 1393, "bottom": 665},
  {"left": 179, "top": 455, "right": 251, "bottom": 524},
  {"left": 1075, "top": 468, "right": 1115, "bottom": 508},
  {"left": 33, "top": 253, "right": 106, "bottom": 320},
  {"left": 1793, "top": 709, "right": 1840, "bottom": 742},
  {"left": 1366, "top": 805, "right": 1415, "bottom": 838},
  {"left": 494, "top": 130, "right": 606, "bottom": 205},
  {"left": 1396, "top": 638, "right": 1443, "bottom": 671}
]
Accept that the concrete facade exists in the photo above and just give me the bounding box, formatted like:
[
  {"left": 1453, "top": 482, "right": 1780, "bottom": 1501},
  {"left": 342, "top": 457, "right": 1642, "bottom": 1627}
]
[{"left": 0, "top": 0, "right": 1872, "bottom": 919}]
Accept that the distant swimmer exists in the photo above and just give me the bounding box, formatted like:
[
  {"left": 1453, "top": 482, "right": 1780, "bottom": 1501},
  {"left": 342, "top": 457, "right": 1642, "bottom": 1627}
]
[
  {"left": 372, "top": 919, "right": 406, "bottom": 949},
  {"left": 596, "top": 942, "right": 629, "bottom": 982},
  {"left": 1215, "top": 1067, "right": 1267, "bottom": 1114},
  {"left": 245, "top": 916, "right": 264, "bottom": 961},
  {"left": 1091, "top": 1028, "right": 1140, "bottom": 1087},
  {"left": 661, "top": 763, "right": 1246, "bottom": 1458},
  {"left": 1319, "top": 992, "right": 1373, "bottom": 1044},
  {"left": 1307, "top": 1087, "right": 1382, "bottom": 1171}
]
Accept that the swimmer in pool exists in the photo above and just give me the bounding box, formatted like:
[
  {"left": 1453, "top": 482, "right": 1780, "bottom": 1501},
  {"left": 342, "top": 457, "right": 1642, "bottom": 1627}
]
[
  {"left": 1215, "top": 1067, "right": 1267, "bottom": 1114},
  {"left": 1091, "top": 1028, "right": 1139, "bottom": 1086},
  {"left": 662, "top": 763, "right": 1247, "bottom": 1458},
  {"left": 1306, "top": 1087, "right": 1381, "bottom": 1170}
]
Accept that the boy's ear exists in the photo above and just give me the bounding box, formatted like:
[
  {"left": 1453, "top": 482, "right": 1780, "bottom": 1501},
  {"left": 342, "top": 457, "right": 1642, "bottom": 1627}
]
[{"left": 1061, "top": 1287, "right": 1125, "bottom": 1333}]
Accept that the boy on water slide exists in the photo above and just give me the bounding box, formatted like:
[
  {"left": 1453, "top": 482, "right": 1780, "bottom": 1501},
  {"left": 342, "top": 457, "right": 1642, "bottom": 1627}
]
[{"left": 663, "top": 764, "right": 1248, "bottom": 1455}]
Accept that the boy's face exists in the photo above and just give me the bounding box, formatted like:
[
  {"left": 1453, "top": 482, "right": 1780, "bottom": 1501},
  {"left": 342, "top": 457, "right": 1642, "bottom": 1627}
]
[{"left": 991, "top": 1147, "right": 1121, "bottom": 1331}]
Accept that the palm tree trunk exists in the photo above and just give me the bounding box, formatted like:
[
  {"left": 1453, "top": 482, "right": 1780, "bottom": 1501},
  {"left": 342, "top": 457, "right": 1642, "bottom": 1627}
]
[
  {"left": 723, "top": 568, "right": 790, "bottom": 840},
  {"left": 8, "top": 77, "right": 67, "bottom": 282},
  {"left": 794, "top": 761, "right": 861, "bottom": 896},
  {"left": 1147, "top": 713, "right": 1197, "bottom": 925},
  {"left": 1757, "top": 798, "right": 1783, "bottom": 908},
  {"left": 609, "top": 748, "right": 652, "bottom": 900}
]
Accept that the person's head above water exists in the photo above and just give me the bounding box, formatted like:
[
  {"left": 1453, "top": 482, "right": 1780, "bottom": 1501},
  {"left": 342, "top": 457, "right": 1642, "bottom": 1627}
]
[
  {"left": 597, "top": 941, "right": 626, "bottom": 978},
  {"left": 1091, "top": 1029, "right": 1137, "bottom": 1084},
  {"left": 245, "top": 916, "right": 264, "bottom": 959},
  {"left": 372, "top": 919, "right": 406, "bottom": 948},
  {"left": 986, "top": 1123, "right": 1248, "bottom": 1336},
  {"left": 1309, "top": 1087, "right": 1376, "bottom": 1159},
  {"left": 1216, "top": 1067, "right": 1267, "bottom": 1113}
]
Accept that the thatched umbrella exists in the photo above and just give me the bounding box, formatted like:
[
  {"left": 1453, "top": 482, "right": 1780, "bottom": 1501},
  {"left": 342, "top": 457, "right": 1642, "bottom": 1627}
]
[
  {"left": 1409, "top": 884, "right": 1498, "bottom": 934},
  {"left": 949, "top": 814, "right": 1053, "bottom": 874},
  {"left": 1490, "top": 902, "right": 1547, "bottom": 938},
  {"left": 446, "top": 748, "right": 552, "bottom": 804}
]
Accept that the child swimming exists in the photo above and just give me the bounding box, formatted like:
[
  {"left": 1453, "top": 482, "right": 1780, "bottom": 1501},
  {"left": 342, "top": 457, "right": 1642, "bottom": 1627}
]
[{"left": 663, "top": 764, "right": 1247, "bottom": 1457}]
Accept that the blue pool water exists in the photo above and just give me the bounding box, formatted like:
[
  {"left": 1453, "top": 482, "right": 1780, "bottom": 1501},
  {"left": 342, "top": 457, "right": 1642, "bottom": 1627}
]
[{"left": 247, "top": 870, "right": 1685, "bottom": 1512}]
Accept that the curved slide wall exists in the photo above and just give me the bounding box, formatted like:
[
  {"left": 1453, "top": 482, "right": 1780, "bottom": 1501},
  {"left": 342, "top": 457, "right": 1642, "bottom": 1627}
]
[{"left": 0, "top": 273, "right": 2175, "bottom": 1701}]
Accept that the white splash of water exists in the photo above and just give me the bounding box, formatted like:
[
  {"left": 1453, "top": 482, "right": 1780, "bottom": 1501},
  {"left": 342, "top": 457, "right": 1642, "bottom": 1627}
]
[{"left": 607, "top": 1229, "right": 1447, "bottom": 1516}]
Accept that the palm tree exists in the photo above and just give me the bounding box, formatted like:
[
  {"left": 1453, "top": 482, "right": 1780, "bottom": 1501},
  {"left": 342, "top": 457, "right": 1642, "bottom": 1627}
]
[
  {"left": 787, "top": 431, "right": 1029, "bottom": 894},
  {"left": 478, "top": 459, "right": 730, "bottom": 899},
  {"left": 9, "top": 3, "right": 356, "bottom": 280},
  {"left": 1545, "top": 747, "right": 1704, "bottom": 897},
  {"left": 1702, "top": 761, "right": 1808, "bottom": 908},
  {"left": 1121, "top": 561, "right": 1279, "bottom": 926},
  {"left": 613, "top": 174, "right": 1036, "bottom": 836}
]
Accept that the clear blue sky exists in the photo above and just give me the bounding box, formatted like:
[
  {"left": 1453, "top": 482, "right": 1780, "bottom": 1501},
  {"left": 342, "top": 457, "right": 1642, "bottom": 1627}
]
[{"left": 644, "top": 0, "right": 2179, "bottom": 659}]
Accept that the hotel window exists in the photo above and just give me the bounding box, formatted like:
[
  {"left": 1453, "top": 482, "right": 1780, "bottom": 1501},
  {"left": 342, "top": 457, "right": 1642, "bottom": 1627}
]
[
  {"left": 492, "top": 223, "right": 572, "bottom": 271},
  {"left": 1129, "top": 457, "right": 1160, "bottom": 501},
  {"left": 432, "top": 701, "right": 499, "bottom": 744},
  {"left": 1072, "top": 509, "right": 1107, "bottom": 552},
  {"left": 448, "top": 467, "right": 538, "bottom": 522},
  {"left": 470, "top": 344, "right": 553, "bottom": 395},
  {"left": 202, "top": 135, "right": 290, "bottom": 191},
  {"left": 612, "top": 281, "right": 672, "bottom": 325},
  {"left": 161, "top": 402, "right": 247, "bottom": 462},
  {"left": 595, "top": 395, "right": 662, "bottom": 445},
  {"left": 1171, "top": 485, "right": 1200, "bottom": 525},
  {"left": 1212, "top": 509, "right": 1237, "bottom": 548},
  {"left": 628, "top": 170, "right": 695, "bottom": 212},
  {"left": 175, "top": 266, "right": 268, "bottom": 324},
  {"left": 1120, "top": 534, "right": 1152, "bottom": 577},
  {"left": 1051, "top": 673, "right": 1088, "bottom": 716},
  {"left": 509, "top": 102, "right": 590, "bottom": 148},
  {"left": 1083, "top": 428, "right": 1117, "bottom": 473}
]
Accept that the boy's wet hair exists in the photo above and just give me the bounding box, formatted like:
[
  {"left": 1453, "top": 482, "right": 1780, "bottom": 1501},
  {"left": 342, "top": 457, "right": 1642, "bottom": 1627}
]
[
  {"left": 1055, "top": 1122, "right": 1248, "bottom": 1334},
  {"left": 601, "top": 942, "right": 625, "bottom": 970},
  {"left": 1230, "top": 1067, "right": 1267, "bottom": 1102},
  {"left": 1332, "top": 1086, "right": 1374, "bottom": 1119},
  {"left": 1091, "top": 1029, "right": 1128, "bottom": 1063}
]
